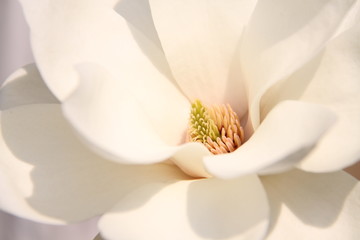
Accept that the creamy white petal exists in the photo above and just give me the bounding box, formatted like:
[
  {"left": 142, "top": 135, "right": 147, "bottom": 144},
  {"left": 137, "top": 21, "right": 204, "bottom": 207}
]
[
  {"left": 62, "top": 63, "right": 193, "bottom": 164},
  {"left": 99, "top": 175, "right": 269, "bottom": 240},
  {"left": 149, "top": 0, "right": 258, "bottom": 116},
  {"left": 63, "top": 63, "right": 216, "bottom": 177},
  {"left": 170, "top": 143, "right": 212, "bottom": 178},
  {"left": 260, "top": 24, "right": 360, "bottom": 172},
  {"left": 333, "top": 0, "right": 360, "bottom": 37},
  {"left": 241, "top": 0, "right": 357, "bottom": 127},
  {"left": 0, "top": 64, "right": 58, "bottom": 110},
  {"left": 0, "top": 104, "right": 188, "bottom": 224},
  {"left": 261, "top": 170, "right": 360, "bottom": 240},
  {"left": 204, "top": 101, "right": 336, "bottom": 179},
  {"left": 19, "top": 0, "right": 177, "bottom": 101},
  {"left": 115, "top": 0, "right": 162, "bottom": 49},
  {"left": 298, "top": 26, "right": 360, "bottom": 172}
]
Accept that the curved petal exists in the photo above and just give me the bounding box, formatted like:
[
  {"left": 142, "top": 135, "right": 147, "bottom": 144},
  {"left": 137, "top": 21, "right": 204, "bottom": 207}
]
[
  {"left": 62, "top": 63, "right": 192, "bottom": 164},
  {"left": 204, "top": 101, "right": 336, "bottom": 179},
  {"left": 170, "top": 143, "right": 212, "bottom": 178},
  {"left": 333, "top": 0, "right": 360, "bottom": 37},
  {"left": 241, "top": 0, "right": 357, "bottom": 127},
  {"left": 0, "top": 69, "right": 187, "bottom": 223},
  {"left": 0, "top": 103, "right": 188, "bottom": 224},
  {"left": 261, "top": 170, "right": 360, "bottom": 239},
  {"left": 63, "top": 63, "right": 217, "bottom": 178},
  {"left": 149, "top": 0, "right": 258, "bottom": 116},
  {"left": 114, "top": 0, "right": 162, "bottom": 50},
  {"left": 261, "top": 24, "right": 360, "bottom": 172},
  {"left": 19, "top": 0, "right": 176, "bottom": 101},
  {"left": 99, "top": 175, "right": 269, "bottom": 240},
  {"left": 0, "top": 64, "right": 58, "bottom": 110}
]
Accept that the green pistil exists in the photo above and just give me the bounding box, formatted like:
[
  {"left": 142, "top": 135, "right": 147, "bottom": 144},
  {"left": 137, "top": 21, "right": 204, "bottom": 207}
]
[{"left": 189, "top": 100, "right": 220, "bottom": 143}]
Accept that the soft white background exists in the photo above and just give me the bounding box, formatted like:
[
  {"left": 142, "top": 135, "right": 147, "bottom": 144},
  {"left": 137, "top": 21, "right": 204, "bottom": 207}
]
[
  {"left": 0, "top": 0, "right": 99, "bottom": 239},
  {"left": 1, "top": 0, "right": 359, "bottom": 240}
]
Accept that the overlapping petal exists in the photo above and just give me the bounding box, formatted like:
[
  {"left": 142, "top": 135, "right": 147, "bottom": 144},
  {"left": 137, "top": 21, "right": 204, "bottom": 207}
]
[
  {"left": 0, "top": 64, "right": 58, "bottom": 110},
  {"left": 115, "top": 0, "right": 163, "bottom": 49},
  {"left": 260, "top": 22, "right": 360, "bottom": 172},
  {"left": 149, "top": 0, "right": 257, "bottom": 116},
  {"left": 19, "top": 0, "right": 176, "bottom": 101},
  {"left": 62, "top": 63, "right": 217, "bottom": 178},
  {"left": 0, "top": 66, "right": 188, "bottom": 223},
  {"left": 9, "top": 2, "right": 359, "bottom": 240},
  {"left": 99, "top": 175, "right": 269, "bottom": 240},
  {"left": 333, "top": 0, "right": 360, "bottom": 37},
  {"left": 241, "top": 0, "right": 357, "bottom": 127},
  {"left": 204, "top": 101, "right": 336, "bottom": 179},
  {"left": 62, "top": 63, "right": 191, "bottom": 164},
  {"left": 262, "top": 170, "right": 360, "bottom": 239}
]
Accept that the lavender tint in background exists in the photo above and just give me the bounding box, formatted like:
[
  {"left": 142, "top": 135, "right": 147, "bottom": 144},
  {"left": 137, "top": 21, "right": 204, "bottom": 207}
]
[
  {"left": 0, "top": 0, "right": 33, "bottom": 83},
  {"left": 0, "top": 0, "right": 98, "bottom": 239}
]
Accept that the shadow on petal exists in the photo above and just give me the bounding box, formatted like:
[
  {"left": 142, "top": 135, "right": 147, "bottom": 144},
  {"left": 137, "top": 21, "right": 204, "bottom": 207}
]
[
  {"left": 187, "top": 177, "right": 269, "bottom": 239},
  {"left": 114, "top": 0, "right": 182, "bottom": 90},
  {"left": 246, "top": 0, "right": 328, "bottom": 52},
  {"left": 0, "top": 64, "right": 58, "bottom": 111},
  {"left": 262, "top": 169, "right": 358, "bottom": 236},
  {"left": 99, "top": 176, "right": 269, "bottom": 240},
  {"left": 114, "top": 0, "right": 162, "bottom": 49},
  {"left": 1, "top": 104, "right": 187, "bottom": 222},
  {"left": 259, "top": 50, "right": 325, "bottom": 120},
  {"left": 225, "top": 34, "right": 249, "bottom": 119}
]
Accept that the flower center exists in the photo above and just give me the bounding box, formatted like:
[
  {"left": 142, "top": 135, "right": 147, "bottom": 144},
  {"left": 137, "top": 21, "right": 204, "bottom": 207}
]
[{"left": 187, "top": 100, "right": 244, "bottom": 154}]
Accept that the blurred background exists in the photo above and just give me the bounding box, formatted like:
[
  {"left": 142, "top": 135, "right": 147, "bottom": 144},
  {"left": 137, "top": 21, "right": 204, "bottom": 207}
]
[
  {"left": 0, "top": 0, "right": 33, "bottom": 83},
  {"left": 0, "top": 0, "right": 359, "bottom": 239}
]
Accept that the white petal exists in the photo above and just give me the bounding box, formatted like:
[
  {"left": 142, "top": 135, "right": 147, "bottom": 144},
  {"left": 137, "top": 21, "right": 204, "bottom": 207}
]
[
  {"left": 99, "top": 175, "right": 269, "bottom": 240},
  {"left": 333, "top": 0, "right": 360, "bottom": 37},
  {"left": 63, "top": 63, "right": 216, "bottom": 177},
  {"left": 0, "top": 67, "right": 186, "bottom": 223},
  {"left": 62, "top": 63, "right": 191, "bottom": 164},
  {"left": 261, "top": 24, "right": 360, "bottom": 172},
  {"left": 149, "top": 0, "right": 258, "bottom": 116},
  {"left": 0, "top": 64, "right": 58, "bottom": 110},
  {"left": 204, "top": 101, "right": 336, "bottom": 179},
  {"left": 261, "top": 170, "right": 360, "bottom": 240},
  {"left": 19, "top": 0, "right": 176, "bottom": 101},
  {"left": 170, "top": 143, "right": 213, "bottom": 178},
  {"left": 242, "top": 0, "right": 357, "bottom": 127},
  {"left": 115, "top": 0, "right": 162, "bottom": 49},
  {"left": 0, "top": 103, "right": 187, "bottom": 223}
]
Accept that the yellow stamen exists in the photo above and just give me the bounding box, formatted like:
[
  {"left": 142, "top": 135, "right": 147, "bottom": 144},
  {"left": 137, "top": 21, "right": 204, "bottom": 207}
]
[
  {"left": 188, "top": 100, "right": 244, "bottom": 154},
  {"left": 188, "top": 100, "right": 220, "bottom": 143}
]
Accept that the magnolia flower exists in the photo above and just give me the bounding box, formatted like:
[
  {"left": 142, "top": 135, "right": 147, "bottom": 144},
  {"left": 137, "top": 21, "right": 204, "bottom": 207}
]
[{"left": 1, "top": 0, "right": 360, "bottom": 239}]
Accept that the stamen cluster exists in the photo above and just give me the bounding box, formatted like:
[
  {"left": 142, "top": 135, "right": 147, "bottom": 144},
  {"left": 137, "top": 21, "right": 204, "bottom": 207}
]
[
  {"left": 188, "top": 100, "right": 220, "bottom": 143},
  {"left": 188, "top": 100, "right": 244, "bottom": 155}
]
